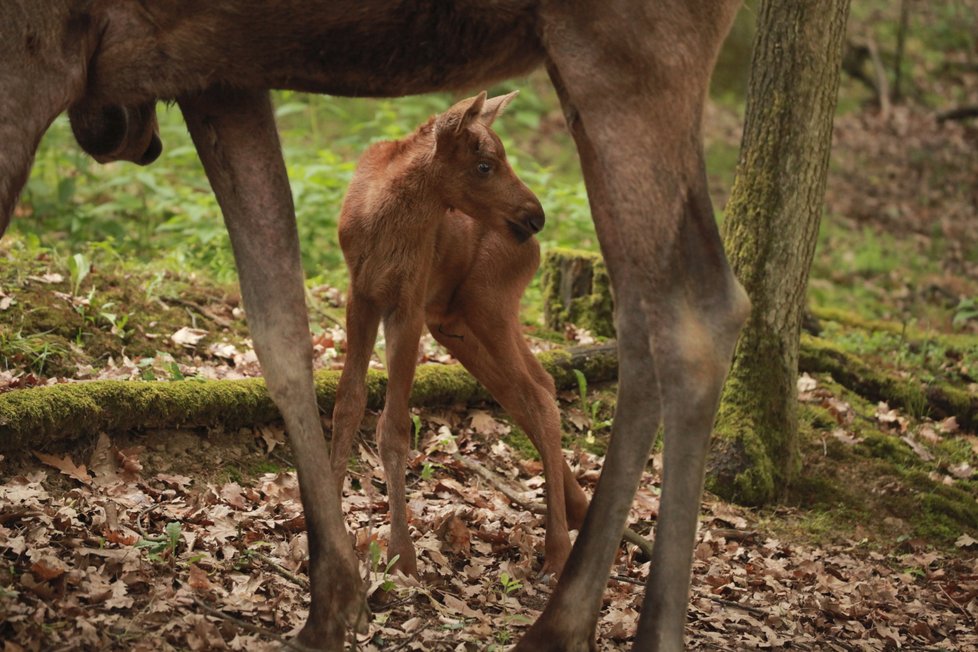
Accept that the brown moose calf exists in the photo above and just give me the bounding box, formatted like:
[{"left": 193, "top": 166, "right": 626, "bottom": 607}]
[{"left": 329, "top": 91, "right": 589, "bottom": 578}]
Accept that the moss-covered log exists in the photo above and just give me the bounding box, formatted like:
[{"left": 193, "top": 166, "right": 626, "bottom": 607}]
[
  {"left": 0, "top": 344, "right": 618, "bottom": 452},
  {"left": 798, "top": 334, "right": 978, "bottom": 431}
]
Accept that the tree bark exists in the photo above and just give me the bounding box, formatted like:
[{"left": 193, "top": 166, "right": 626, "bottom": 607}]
[{"left": 711, "top": 0, "right": 852, "bottom": 505}]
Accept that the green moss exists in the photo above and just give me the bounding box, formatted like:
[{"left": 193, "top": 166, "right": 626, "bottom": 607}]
[
  {"left": 799, "top": 403, "right": 836, "bottom": 431},
  {"left": 800, "top": 333, "right": 978, "bottom": 430},
  {"left": 251, "top": 460, "right": 285, "bottom": 474},
  {"left": 908, "top": 475, "right": 978, "bottom": 541},
  {"left": 855, "top": 430, "right": 916, "bottom": 466},
  {"left": 541, "top": 249, "right": 615, "bottom": 338},
  {"left": 410, "top": 364, "right": 487, "bottom": 407},
  {"left": 708, "top": 388, "right": 777, "bottom": 506}
]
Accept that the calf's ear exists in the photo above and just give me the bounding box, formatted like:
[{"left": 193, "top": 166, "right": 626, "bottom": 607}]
[
  {"left": 435, "top": 91, "right": 488, "bottom": 143},
  {"left": 479, "top": 90, "right": 519, "bottom": 127}
]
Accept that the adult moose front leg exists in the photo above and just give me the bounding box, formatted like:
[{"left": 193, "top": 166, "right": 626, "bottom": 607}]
[
  {"left": 179, "top": 88, "right": 365, "bottom": 650},
  {"left": 518, "top": 1, "right": 747, "bottom": 650}
]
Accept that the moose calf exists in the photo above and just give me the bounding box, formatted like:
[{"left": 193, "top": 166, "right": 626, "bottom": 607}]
[{"left": 330, "top": 91, "right": 589, "bottom": 578}]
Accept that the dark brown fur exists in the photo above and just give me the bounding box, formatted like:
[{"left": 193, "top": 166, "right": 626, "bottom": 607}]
[{"left": 1, "top": 2, "right": 747, "bottom": 650}]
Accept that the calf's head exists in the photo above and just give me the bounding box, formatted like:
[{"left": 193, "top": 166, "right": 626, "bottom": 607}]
[
  {"left": 433, "top": 91, "right": 544, "bottom": 242},
  {"left": 68, "top": 101, "right": 162, "bottom": 166}
]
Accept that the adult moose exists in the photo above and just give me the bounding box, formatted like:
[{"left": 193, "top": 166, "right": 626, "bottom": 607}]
[{"left": 1, "top": 1, "right": 748, "bottom": 650}]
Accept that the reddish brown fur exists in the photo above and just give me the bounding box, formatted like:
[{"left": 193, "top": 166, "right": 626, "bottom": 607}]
[
  {"left": 1, "top": 2, "right": 748, "bottom": 651},
  {"left": 330, "top": 92, "right": 589, "bottom": 578}
]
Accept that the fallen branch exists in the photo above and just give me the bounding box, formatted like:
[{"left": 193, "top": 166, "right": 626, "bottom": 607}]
[
  {"left": 451, "top": 452, "right": 655, "bottom": 560},
  {"left": 0, "top": 343, "right": 617, "bottom": 451},
  {"left": 251, "top": 553, "right": 309, "bottom": 589},
  {"left": 936, "top": 105, "right": 978, "bottom": 123}
]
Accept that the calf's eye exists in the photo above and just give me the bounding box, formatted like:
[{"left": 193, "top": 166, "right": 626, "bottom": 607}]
[{"left": 477, "top": 161, "right": 492, "bottom": 175}]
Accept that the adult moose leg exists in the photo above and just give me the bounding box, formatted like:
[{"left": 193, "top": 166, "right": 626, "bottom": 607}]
[
  {"left": 517, "top": 1, "right": 746, "bottom": 650},
  {"left": 179, "top": 88, "right": 364, "bottom": 649},
  {"left": 0, "top": 4, "right": 92, "bottom": 235}
]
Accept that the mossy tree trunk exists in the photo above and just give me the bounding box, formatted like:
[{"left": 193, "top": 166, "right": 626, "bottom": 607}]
[{"left": 709, "top": 0, "right": 852, "bottom": 505}]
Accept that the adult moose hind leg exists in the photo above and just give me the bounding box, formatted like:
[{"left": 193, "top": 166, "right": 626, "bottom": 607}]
[
  {"left": 179, "top": 88, "right": 365, "bottom": 650},
  {"left": 517, "top": 1, "right": 747, "bottom": 650}
]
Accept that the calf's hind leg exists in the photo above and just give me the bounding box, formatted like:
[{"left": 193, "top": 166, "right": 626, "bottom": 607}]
[
  {"left": 428, "top": 309, "right": 583, "bottom": 577},
  {"left": 179, "top": 88, "right": 365, "bottom": 649}
]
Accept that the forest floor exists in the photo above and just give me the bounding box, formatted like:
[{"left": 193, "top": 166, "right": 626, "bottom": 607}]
[
  {"left": 3, "top": 99, "right": 978, "bottom": 648},
  {"left": 4, "top": 6, "right": 978, "bottom": 648}
]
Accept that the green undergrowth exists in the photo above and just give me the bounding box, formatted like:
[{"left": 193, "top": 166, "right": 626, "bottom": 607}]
[
  {"left": 0, "top": 236, "right": 249, "bottom": 376},
  {"left": 773, "top": 375, "right": 978, "bottom": 548},
  {"left": 0, "top": 235, "right": 349, "bottom": 378}
]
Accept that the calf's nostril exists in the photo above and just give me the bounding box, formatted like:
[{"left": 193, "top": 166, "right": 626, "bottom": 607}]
[{"left": 524, "top": 212, "right": 545, "bottom": 234}]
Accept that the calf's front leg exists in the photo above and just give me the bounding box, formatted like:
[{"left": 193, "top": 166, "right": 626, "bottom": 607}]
[{"left": 179, "top": 88, "right": 365, "bottom": 649}]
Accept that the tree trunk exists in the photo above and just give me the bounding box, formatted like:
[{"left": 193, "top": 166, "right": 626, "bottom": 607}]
[{"left": 709, "top": 0, "right": 852, "bottom": 505}]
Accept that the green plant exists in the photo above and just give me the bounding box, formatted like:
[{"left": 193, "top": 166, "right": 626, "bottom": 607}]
[
  {"left": 492, "top": 571, "right": 529, "bottom": 647},
  {"left": 368, "top": 539, "right": 399, "bottom": 593},
  {"left": 572, "top": 369, "right": 613, "bottom": 433},
  {"left": 953, "top": 297, "right": 978, "bottom": 330},
  {"left": 498, "top": 571, "right": 522, "bottom": 596},
  {"left": 67, "top": 252, "right": 91, "bottom": 296},
  {"left": 411, "top": 413, "right": 423, "bottom": 450},
  {"left": 136, "top": 521, "right": 182, "bottom": 563}
]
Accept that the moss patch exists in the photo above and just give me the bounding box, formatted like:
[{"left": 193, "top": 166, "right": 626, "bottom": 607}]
[{"left": 541, "top": 248, "right": 615, "bottom": 338}]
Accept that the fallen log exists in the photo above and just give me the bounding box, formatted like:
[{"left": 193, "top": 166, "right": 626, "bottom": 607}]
[{"left": 0, "top": 344, "right": 617, "bottom": 451}]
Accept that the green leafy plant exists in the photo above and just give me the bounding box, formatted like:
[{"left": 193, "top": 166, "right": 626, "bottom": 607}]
[
  {"left": 953, "top": 297, "right": 978, "bottom": 330},
  {"left": 136, "top": 521, "right": 183, "bottom": 563},
  {"left": 67, "top": 252, "right": 91, "bottom": 297},
  {"left": 498, "top": 571, "right": 523, "bottom": 596},
  {"left": 412, "top": 412, "right": 423, "bottom": 450},
  {"left": 368, "top": 539, "right": 399, "bottom": 593},
  {"left": 572, "top": 369, "right": 613, "bottom": 433}
]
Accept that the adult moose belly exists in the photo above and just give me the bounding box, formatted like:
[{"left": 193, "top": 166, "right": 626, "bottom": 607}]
[{"left": 84, "top": 0, "right": 546, "bottom": 105}]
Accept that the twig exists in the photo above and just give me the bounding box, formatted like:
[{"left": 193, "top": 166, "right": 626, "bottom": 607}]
[
  {"left": 937, "top": 105, "right": 978, "bottom": 123},
  {"left": 707, "top": 596, "right": 767, "bottom": 618},
  {"left": 622, "top": 526, "right": 654, "bottom": 559},
  {"left": 452, "top": 452, "right": 544, "bottom": 514},
  {"left": 893, "top": 0, "right": 910, "bottom": 102},
  {"left": 133, "top": 503, "right": 160, "bottom": 539},
  {"left": 385, "top": 619, "right": 428, "bottom": 651},
  {"left": 865, "top": 36, "right": 891, "bottom": 120},
  {"left": 451, "top": 452, "right": 655, "bottom": 560},
  {"left": 938, "top": 582, "right": 976, "bottom": 625},
  {"left": 610, "top": 574, "right": 644, "bottom": 586},
  {"left": 162, "top": 295, "right": 234, "bottom": 328},
  {"left": 192, "top": 595, "right": 316, "bottom": 651},
  {"left": 252, "top": 552, "right": 309, "bottom": 589},
  {"left": 613, "top": 576, "right": 771, "bottom": 619}
]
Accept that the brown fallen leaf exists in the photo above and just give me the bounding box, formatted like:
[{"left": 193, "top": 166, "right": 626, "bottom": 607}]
[
  {"left": 171, "top": 326, "right": 208, "bottom": 348},
  {"left": 188, "top": 564, "right": 216, "bottom": 593},
  {"left": 436, "top": 513, "right": 472, "bottom": 557},
  {"left": 30, "top": 556, "right": 66, "bottom": 581},
  {"left": 33, "top": 451, "right": 93, "bottom": 485}
]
